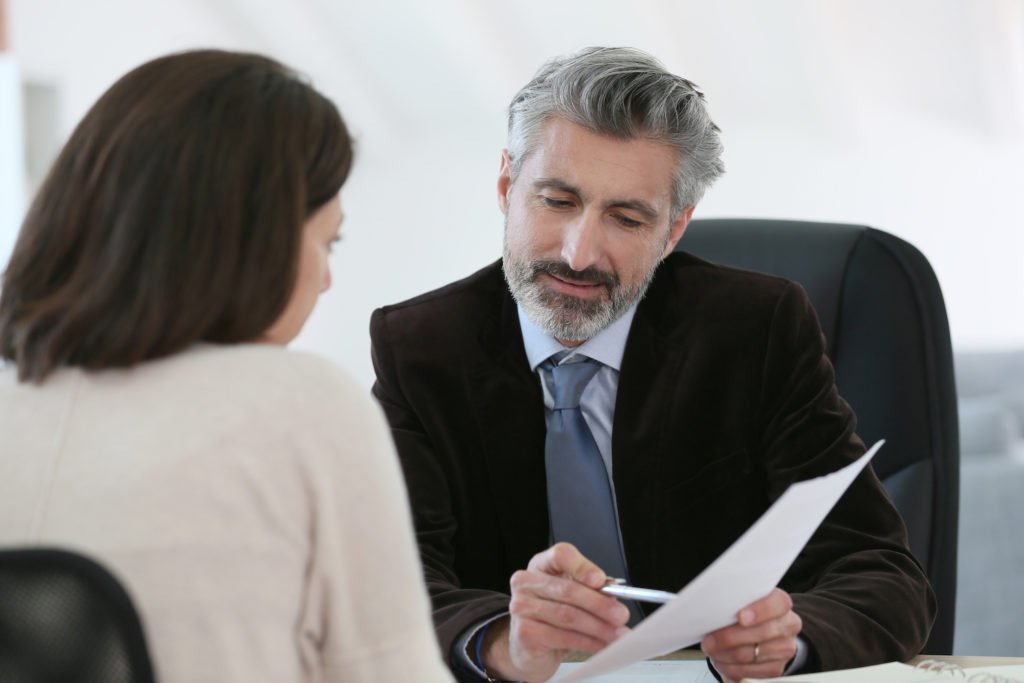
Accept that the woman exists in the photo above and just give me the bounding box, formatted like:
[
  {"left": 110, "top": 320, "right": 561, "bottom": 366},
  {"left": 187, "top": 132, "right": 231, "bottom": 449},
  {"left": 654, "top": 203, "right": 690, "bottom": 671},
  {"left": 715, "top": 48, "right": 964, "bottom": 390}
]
[{"left": 0, "top": 50, "right": 452, "bottom": 682}]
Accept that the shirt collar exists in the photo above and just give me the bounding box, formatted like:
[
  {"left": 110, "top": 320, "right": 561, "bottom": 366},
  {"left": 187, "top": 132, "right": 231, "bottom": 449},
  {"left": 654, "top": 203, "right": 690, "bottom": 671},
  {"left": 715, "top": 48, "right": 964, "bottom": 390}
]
[{"left": 517, "top": 302, "right": 639, "bottom": 372}]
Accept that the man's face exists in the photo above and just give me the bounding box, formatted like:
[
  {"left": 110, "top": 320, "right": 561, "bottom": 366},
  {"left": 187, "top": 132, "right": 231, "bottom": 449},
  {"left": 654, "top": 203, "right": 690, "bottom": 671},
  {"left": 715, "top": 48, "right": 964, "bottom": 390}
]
[{"left": 499, "top": 117, "right": 693, "bottom": 345}]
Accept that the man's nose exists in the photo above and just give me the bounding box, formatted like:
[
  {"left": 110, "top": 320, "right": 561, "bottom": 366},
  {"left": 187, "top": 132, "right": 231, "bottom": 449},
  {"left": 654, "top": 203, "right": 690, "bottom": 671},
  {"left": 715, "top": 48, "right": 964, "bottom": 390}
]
[{"left": 560, "top": 210, "right": 604, "bottom": 272}]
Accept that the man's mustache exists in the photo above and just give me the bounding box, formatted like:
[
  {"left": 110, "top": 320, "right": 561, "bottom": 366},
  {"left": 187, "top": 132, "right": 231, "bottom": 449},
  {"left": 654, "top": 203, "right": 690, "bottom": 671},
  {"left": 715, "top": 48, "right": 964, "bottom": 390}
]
[{"left": 530, "top": 260, "right": 618, "bottom": 289}]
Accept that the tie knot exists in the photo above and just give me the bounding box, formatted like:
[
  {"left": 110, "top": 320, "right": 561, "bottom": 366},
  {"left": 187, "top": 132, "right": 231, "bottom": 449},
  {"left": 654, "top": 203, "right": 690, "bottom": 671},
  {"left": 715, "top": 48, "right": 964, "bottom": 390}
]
[{"left": 546, "top": 358, "right": 602, "bottom": 410}]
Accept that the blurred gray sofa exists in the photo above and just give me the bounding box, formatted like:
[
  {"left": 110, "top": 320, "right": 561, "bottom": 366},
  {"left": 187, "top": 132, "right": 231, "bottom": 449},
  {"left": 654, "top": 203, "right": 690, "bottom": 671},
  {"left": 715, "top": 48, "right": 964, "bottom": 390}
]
[{"left": 953, "top": 350, "right": 1024, "bottom": 655}]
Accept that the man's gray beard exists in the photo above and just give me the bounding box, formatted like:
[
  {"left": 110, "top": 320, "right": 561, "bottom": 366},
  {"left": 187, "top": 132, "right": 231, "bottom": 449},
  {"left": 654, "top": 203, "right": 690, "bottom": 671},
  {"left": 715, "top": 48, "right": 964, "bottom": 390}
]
[{"left": 503, "top": 243, "right": 658, "bottom": 343}]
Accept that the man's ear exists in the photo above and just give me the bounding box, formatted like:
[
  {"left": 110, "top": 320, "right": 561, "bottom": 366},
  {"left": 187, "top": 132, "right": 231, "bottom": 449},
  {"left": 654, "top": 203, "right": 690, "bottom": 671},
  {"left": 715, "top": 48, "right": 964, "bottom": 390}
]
[
  {"left": 663, "top": 205, "right": 695, "bottom": 257},
  {"left": 497, "top": 150, "right": 513, "bottom": 215}
]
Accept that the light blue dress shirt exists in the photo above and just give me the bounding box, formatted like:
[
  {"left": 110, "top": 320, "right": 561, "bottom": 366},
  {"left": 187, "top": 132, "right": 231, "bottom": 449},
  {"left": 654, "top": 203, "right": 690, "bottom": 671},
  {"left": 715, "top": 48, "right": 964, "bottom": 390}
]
[{"left": 516, "top": 302, "right": 638, "bottom": 495}]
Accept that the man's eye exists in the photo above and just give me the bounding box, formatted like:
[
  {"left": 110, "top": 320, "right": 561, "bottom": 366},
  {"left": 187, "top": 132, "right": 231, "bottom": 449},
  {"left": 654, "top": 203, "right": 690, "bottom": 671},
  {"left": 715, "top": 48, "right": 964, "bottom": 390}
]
[
  {"left": 541, "top": 196, "right": 573, "bottom": 209},
  {"left": 615, "top": 214, "right": 643, "bottom": 228}
]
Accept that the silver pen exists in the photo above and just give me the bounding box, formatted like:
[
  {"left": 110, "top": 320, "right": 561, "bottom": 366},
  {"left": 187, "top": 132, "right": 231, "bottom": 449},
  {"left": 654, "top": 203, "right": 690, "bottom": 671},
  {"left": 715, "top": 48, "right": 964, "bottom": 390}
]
[{"left": 600, "top": 577, "right": 677, "bottom": 604}]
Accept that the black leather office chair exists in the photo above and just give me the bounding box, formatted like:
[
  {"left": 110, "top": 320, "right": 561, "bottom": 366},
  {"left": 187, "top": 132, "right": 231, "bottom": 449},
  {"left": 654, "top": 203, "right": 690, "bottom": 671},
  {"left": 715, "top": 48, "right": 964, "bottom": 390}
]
[
  {"left": 0, "top": 547, "right": 156, "bottom": 683},
  {"left": 679, "top": 218, "right": 959, "bottom": 655}
]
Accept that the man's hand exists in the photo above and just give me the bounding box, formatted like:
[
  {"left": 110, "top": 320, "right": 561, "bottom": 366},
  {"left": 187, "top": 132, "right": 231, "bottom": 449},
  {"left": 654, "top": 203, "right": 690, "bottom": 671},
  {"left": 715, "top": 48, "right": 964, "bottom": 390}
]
[
  {"left": 701, "top": 588, "right": 802, "bottom": 683},
  {"left": 482, "top": 542, "right": 631, "bottom": 682}
]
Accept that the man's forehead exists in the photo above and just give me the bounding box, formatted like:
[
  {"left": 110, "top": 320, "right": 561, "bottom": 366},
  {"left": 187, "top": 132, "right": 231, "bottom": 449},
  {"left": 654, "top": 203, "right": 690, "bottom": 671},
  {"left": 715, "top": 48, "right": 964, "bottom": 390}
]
[{"left": 524, "top": 119, "right": 678, "bottom": 208}]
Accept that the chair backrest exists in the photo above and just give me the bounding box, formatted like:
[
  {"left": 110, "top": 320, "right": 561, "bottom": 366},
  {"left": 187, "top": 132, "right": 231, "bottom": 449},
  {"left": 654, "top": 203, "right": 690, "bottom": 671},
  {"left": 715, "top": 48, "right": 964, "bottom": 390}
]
[
  {"left": 0, "top": 547, "right": 156, "bottom": 683},
  {"left": 679, "top": 218, "right": 960, "bottom": 655}
]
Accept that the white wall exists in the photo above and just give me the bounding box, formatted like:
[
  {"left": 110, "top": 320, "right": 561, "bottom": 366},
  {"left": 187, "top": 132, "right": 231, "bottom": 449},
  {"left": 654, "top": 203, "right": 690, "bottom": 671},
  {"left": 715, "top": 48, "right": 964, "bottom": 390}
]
[
  {"left": 0, "top": 54, "right": 22, "bottom": 268},
  {"left": 6, "top": 0, "right": 1023, "bottom": 387}
]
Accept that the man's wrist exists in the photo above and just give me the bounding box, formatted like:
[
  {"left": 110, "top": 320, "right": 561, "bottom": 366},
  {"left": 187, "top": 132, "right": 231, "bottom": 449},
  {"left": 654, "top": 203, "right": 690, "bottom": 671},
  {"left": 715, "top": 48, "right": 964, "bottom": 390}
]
[
  {"left": 456, "top": 614, "right": 518, "bottom": 682},
  {"left": 479, "top": 616, "right": 517, "bottom": 681}
]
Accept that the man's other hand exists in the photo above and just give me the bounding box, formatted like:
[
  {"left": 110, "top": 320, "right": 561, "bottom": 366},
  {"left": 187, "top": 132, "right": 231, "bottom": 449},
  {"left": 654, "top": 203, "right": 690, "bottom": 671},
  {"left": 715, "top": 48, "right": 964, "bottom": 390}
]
[
  {"left": 482, "top": 542, "right": 631, "bottom": 682},
  {"left": 701, "top": 588, "right": 802, "bottom": 683}
]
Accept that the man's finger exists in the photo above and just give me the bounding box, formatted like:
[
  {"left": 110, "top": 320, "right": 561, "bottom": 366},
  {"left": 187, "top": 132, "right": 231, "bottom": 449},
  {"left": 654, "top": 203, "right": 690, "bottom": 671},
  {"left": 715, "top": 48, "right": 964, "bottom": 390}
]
[
  {"left": 527, "top": 542, "right": 607, "bottom": 588},
  {"left": 737, "top": 588, "right": 793, "bottom": 626},
  {"left": 706, "top": 635, "right": 798, "bottom": 666},
  {"left": 704, "top": 611, "right": 802, "bottom": 651},
  {"left": 510, "top": 569, "right": 630, "bottom": 626},
  {"left": 510, "top": 614, "right": 619, "bottom": 656},
  {"left": 510, "top": 591, "right": 628, "bottom": 644}
]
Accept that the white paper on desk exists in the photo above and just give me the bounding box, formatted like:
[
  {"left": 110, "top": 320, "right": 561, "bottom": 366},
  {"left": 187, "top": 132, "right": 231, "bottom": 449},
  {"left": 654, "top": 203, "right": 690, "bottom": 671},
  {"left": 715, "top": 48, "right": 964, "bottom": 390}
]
[
  {"left": 555, "top": 660, "right": 717, "bottom": 682},
  {"left": 742, "top": 661, "right": 942, "bottom": 682},
  {"left": 964, "top": 665, "right": 1024, "bottom": 679},
  {"left": 556, "top": 440, "right": 883, "bottom": 683}
]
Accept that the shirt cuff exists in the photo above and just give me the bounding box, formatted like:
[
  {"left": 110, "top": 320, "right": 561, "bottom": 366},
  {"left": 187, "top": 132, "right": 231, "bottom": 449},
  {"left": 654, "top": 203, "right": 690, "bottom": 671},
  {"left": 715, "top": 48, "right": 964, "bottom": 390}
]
[
  {"left": 784, "top": 636, "right": 810, "bottom": 674},
  {"left": 454, "top": 612, "right": 510, "bottom": 681}
]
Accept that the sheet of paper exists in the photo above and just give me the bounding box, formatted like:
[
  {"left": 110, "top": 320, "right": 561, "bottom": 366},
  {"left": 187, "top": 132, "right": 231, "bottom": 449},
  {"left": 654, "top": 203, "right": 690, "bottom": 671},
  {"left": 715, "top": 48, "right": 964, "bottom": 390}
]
[
  {"left": 554, "top": 660, "right": 717, "bottom": 682},
  {"left": 744, "top": 662, "right": 1024, "bottom": 683},
  {"left": 741, "top": 661, "right": 944, "bottom": 682},
  {"left": 964, "top": 664, "right": 1024, "bottom": 680},
  {"left": 557, "top": 441, "right": 883, "bottom": 682}
]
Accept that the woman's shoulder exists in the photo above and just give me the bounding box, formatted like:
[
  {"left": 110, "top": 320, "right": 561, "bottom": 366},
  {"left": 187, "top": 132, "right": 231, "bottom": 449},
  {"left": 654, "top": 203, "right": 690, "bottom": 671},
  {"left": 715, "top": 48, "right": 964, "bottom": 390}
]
[
  {"left": 228, "top": 343, "right": 338, "bottom": 373},
  {"left": 139, "top": 344, "right": 373, "bottom": 423},
  {"left": 164, "top": 343, "right": 353, "bottom": 385}
]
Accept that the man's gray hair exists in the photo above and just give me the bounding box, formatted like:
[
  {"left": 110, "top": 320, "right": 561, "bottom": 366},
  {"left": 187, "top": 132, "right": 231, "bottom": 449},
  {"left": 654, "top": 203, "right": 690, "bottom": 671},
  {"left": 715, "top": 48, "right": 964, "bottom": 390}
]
[{"left": 507, "top": 47, "right": 725, "bottom": 216}]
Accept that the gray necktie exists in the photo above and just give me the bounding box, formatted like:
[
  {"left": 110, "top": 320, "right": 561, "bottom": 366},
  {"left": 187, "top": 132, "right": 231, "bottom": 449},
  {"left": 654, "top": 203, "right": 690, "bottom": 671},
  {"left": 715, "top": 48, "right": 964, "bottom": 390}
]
[{"left": 543, "top": 357, "right": 631, "bottom": 584}]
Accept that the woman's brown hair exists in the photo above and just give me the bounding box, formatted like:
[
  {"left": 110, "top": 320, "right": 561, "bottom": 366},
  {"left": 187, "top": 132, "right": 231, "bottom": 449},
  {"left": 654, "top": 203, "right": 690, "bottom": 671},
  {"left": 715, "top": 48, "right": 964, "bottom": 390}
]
[{"left": 0, "top": 50, "right": 352, "bottom": 382}]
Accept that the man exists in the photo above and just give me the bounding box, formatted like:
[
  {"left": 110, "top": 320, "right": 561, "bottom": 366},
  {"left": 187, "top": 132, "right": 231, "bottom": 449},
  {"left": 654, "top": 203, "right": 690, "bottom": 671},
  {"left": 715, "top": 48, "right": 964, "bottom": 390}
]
[{"left": 371, "top": 47, "right": 935, "bottom": 683}]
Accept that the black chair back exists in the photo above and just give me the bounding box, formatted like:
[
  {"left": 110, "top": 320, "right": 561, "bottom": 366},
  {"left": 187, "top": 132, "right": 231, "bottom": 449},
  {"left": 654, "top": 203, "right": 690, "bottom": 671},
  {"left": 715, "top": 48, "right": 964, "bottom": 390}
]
[
  {"left": 0, "top": 547, "right": 156, "bottom": 683},
  {"left": 680, "top": 218, "right": 959, "bottom": 655}
]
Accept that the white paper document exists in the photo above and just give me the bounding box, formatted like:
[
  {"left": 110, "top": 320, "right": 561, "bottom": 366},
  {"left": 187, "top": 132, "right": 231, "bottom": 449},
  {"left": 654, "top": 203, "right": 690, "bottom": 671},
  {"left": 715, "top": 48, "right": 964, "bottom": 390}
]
[
  {"left": 555, "top": 660, "right": 717, "bottom": 682},
  {"left": 743, "top": 661, "right": 1024, "bottom": 683},
  {"left": 555, "top": 441, "right": 883, "bottom": 682},
  {"left": 743, "top": 661, "right": 946, "bottom": 682},
  {"left": 964, "top": 665, "right": 1024, "bottom": 680}
]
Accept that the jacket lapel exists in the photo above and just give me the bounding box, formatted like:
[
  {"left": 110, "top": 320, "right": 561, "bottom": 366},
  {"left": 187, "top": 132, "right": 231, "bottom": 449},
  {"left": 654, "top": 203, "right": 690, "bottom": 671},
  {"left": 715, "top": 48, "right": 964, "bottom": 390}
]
[
  {"left": 612, "top": 263, "right": 688, "bottom": 588},
  {"left": 465, "top": 282, "right": 550, "bottom": 571}
]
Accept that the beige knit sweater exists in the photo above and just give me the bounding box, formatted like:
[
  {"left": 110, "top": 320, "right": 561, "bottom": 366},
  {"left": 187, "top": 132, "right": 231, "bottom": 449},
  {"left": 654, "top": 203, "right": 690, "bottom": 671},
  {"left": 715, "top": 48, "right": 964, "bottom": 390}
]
[{"left": 0, "top": 344, "right": 453, "bottom": 682}]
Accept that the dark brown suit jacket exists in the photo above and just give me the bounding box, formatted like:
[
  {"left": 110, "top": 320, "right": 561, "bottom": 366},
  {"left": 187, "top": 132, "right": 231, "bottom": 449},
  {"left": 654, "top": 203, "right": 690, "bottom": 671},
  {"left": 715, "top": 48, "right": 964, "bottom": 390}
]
[{"left": 370, "top": 253, "right": 935, "bottom": 676}]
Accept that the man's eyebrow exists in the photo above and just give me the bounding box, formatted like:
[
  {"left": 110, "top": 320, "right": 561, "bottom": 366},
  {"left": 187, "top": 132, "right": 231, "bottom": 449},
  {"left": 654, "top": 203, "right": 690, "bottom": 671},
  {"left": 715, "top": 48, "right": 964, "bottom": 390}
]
[
  {"left": 533, "top": 178, "right": 661, "bottom": 221},
  {"left": 606, "top": 199, "right": 659, "bottom": 221},
  {"left": 533, "top": 178, "right": 583, "bottom": 197}
]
